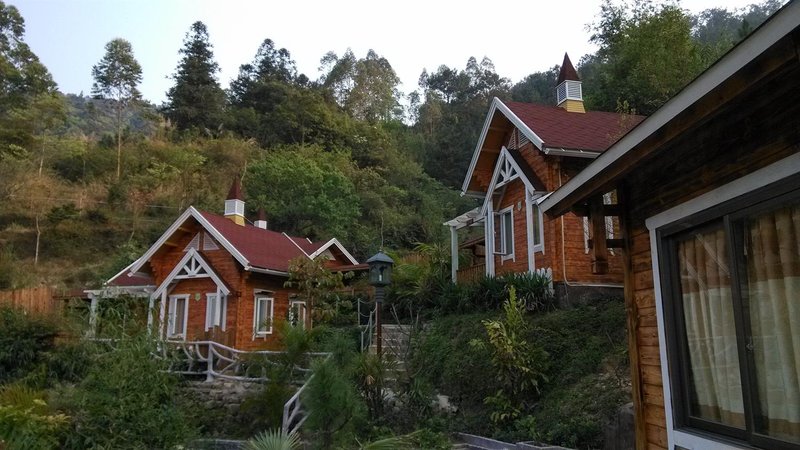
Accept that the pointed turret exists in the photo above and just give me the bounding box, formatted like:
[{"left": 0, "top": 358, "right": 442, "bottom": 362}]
[
  {"left": 556, "top": 53, "right": 585, "bottom": 113},
  {"left": 224, "top": 177, "right": 246, "bottom": 226}
]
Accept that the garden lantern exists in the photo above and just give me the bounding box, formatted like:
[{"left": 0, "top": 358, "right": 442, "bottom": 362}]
[{"left": 366, "top": 251, "right": 394, "bottom": 355}]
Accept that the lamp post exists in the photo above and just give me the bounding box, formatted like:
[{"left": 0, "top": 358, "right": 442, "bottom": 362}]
[{"left": 366, "top": 251, "right": 393, "bottom": 356}]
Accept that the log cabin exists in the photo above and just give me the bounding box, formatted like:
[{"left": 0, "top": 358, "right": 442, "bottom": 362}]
[
  {"left": 91, "top": 179, "right": 363, "bottom": 351},
  {"left": 446, "top": 53, "right": 645, "bottom": 302},
  {"left": 541, "top": 3, "right": 800, "bottom": 449}
]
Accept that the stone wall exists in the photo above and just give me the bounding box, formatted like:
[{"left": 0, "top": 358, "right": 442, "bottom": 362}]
[{"left": 183, "top": 379, "right": 263, "bottom": 416}]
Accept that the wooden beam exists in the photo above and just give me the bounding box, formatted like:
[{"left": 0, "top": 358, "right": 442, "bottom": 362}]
[
  {"left": 589, "top": 197, "right": 608, "bottom": 274},
  {"left": 178, "top": 226, "right": 193, "bottom": 232},
  {"left": 164, "top": 241, "right": 179, "bottom": 247},
  {"left": 572, "top": 203, "right": 623, "bottom": 217},
  {"left": 587, "top": 238, "right": 625, "bottom": 249},
  {"left": 618, "top": 183, "right": 647, "bottom": 450}
]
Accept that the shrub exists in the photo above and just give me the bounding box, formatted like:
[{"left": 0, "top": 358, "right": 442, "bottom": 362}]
[
  {"left": 243, "top": 429, "right": 301, "bottom": 450},
  {"left": 0, "top": 306, "right": 58, "bottom": 383},
  {"left": 502, "top": 271, "right": 555, "bottom": 312},
  {"left": 0, "top": 383, "right": 68, "bottom": 449},
  {"left": 63, "top": 335, "right": 193, "bottom": 449}
]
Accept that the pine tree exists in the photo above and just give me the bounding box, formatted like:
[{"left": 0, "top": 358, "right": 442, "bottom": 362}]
[{"left": 164, "top": 21, "right": 225, "bottom": 133}]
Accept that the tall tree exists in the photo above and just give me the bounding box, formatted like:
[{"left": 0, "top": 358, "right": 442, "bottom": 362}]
[
  {"left": 583, "top": 0, "right": 703, "bottom": 115},
  {"left": 91, "top": 38, "right": 142, "bottom": 180},
  {"left": 164, "top": 21, "right": 225, "bottom": 133},
  {"left": 320, "top": 49, "right": 402, "bottom": 123}
]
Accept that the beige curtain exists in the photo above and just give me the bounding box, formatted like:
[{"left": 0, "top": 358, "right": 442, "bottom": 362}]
[
  {"left": 678, "top": 227, "right": 745, "bottom": 427},
  {"left": 747, "top": 204, "right": 800, "bottom": 442}
]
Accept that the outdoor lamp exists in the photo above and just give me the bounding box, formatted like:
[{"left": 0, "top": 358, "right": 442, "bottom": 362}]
[{"left": 366, "top": 251, "right": 394, "bottom": 287}]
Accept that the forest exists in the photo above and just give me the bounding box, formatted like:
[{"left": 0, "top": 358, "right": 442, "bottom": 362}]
[{"left": 0, "top": 0, "right": 784, "bottom": 290}]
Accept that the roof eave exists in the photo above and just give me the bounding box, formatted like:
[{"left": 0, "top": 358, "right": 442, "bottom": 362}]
[{"left": 541, "top": 1, "right": 800, "bottom": 217}]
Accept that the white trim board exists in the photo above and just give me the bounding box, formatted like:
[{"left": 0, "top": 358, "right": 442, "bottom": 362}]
[
  {"left": 646, "top": 152, "right": 800, "bottom": 450},
  {"left": 479, "top": 146, "right": 537, "bottom": 217},
  {"left": 309, "top": 238, "right": 359, "bottom": 265},
  {"left": 151, "top": 248, "right": 231, "bottom": 300},
  {"left": 461, "top": 97, "right": 546, "bottom": 194},
  {"left": 541, "top": 1, "right": 800, "bottom": 215}
]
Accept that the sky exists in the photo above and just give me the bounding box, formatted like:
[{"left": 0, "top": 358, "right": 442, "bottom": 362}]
[{"left": 14, "top": 0, "right": 762, "bottom": 105}]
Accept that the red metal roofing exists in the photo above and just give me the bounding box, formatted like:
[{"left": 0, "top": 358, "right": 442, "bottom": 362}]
[
  {"left": 107, "top": 271, "right": 154, "bottom": 287},
  {"left": 505, "top": 101, "right": 645, "bottom": 152},
  {"left": 200, "top": 211, "right": 315, "bottom": 272},
  {"left": 557, "top": 53, "right": 580, "bottom": 83}
]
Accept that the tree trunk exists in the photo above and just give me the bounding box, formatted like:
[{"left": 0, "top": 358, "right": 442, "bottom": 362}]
[
  {"left": 116, "top": 102, "right": 122, "bottom": 181},
  {"left": 34, "top": 215, "right": 41, "bottom": 266}
]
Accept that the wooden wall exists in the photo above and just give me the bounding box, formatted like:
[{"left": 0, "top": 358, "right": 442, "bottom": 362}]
[{"left": 621, "top": 57, "right": 800, "bottom": 449}]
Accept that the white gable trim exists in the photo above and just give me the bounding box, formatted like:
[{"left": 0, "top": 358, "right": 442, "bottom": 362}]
[
  {"left": 129, "top": 207, "right": 250, "bottom": 275},
  {"left": 309, "top": 238, "right": 359, "bottom": 265},
  {"left": 151, "top": 248, "right": 230, "bottom": 300},
  {"left": 479, "top": 147, "right": 536, "bottom": 217},
  {"left": 461, "top": 97, "right": 546, "bottom": 194},
  {"left": 283, "top": 232, "right": 311, "bottom": 257}
]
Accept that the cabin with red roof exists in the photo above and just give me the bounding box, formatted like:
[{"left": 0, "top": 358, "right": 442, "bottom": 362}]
[
  {"left": 97, "top": 179, "right": 361, "bottom": 350},
  {"left": 446, "top": 53, "right": 645, "bottom": 302}
]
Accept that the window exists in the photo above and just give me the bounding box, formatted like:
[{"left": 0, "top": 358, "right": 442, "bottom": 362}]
[
  {"left": 289, "top": 300, "right": 307, "bottom": 328},
  {"left": 205, "top": 293, "right": 227, "bottom": 331},
  {"left": 531, "top": 202, "right": 543, "bottom": 250},
  {"left": 253, "top": 294, "right": 274, "bottom": 336},
  {"left": 167, "top": 295, "right": 189, "bottom": 339},
  {"left": 498, "top": 208, "right": 514, "bottom": 260},
  {"left": 659, "top": 180, "right": 800, "bottom": 449}
]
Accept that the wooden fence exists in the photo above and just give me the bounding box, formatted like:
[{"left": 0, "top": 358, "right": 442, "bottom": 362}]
[{"left": 0, "top": 286, "right": 61, "bottom": 316}]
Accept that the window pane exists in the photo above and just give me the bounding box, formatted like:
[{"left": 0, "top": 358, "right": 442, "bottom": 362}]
[
  {"left": 174, "top": 298, "right": 185, "bottom": 335},
  {"left": 677, "top": 225, "right": 745, "bottom": 428},
  {"left": 532, "top": 204, "right": 541, "bottom": 246},
  {"left": 745, "top": 203, "right": 800, "bottom": 442},
  {"left": 503, "top": 212, "right": 513, "bottom": 253}
]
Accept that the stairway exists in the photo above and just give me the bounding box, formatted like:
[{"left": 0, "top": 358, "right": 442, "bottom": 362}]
[{"left": 369, "top": 324, "right": 412, "bottom": 373}]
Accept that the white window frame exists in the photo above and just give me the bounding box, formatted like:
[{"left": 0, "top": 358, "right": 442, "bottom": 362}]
[
  {"left": 531, "top": 201, "right": 544, "bottom": 254},
  {"left": 645, "top": 153, "right": 800, "bottom": 450},
  {"left": 167, "top": 294, "right": 189, "bottom": 339},
  {"left": 205, "top": 293, "right": 227, "bottom": 331},
  {"left": 498, "top": 207, "right": 514, "bottom": 262},
  {"left": 253, "top": 293, "right": 274, "bottom": 337},
  {"left": 289, "top": 300, "right": 307, "bottom": 329}
]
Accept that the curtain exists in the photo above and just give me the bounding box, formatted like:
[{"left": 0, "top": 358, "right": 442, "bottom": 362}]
[
  {"left": 747, "top": 204, "right": 800, "bottom": 442},
  {"left": 678, "top": 226, "right": 745, "bottom": 427}
]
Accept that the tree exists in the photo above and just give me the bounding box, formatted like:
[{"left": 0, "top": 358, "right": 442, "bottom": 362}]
[
  {"left": 164, "top": 21, "right": 226, "bottom": 133},
  {"left": 511, "top": 66, "right": 559, "bottom": 105},
  {"left": 91, "top": 38, "right": 142, "bottom": 180},
  {"left": 320, "top": 49, "right": 402, "bottom": 122},
  {"left": 583, "top": 0, "right": 703, "bottom": 115}
]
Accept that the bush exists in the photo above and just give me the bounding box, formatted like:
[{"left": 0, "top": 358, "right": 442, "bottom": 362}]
[
  {"left": 62, "top": 335, "right": 193, "bottom": 449},
  {"left": 0, "top": 307, "right": 58, "bottom": 383},
  {"left": 0, "top": 384, "right": 68, "bottom": 450}
]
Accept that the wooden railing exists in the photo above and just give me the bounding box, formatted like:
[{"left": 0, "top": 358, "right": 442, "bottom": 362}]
[{"left": 457, "top": 263, "right": 486, "bottom": 284}]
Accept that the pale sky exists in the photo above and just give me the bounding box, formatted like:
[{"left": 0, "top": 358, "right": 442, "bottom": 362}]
[{"left": 14, "top": 0, "right": 762, "bottom": 105}]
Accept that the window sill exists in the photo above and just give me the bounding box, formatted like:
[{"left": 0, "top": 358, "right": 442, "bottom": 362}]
[
  {"left": 533, "top": 244, "right": 544, "bottom": 254},
  {"left": 672, "top": 428, "right": 753, "bottom": 450}
]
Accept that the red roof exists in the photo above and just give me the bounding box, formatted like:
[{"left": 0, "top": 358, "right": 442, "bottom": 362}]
[
  {"left": 108, "top": 271, "right": 154, "bottom": 287},
  {"left": 200, "top": 211, "right": 322, "bottom": 272},
  {"left": 505, "top": 101, "right": 645, "bottom": 152}
]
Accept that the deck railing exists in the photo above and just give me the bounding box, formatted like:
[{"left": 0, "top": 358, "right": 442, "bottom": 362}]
[{"left": 457, "top": 263, "right": 486, "bottom": 284}]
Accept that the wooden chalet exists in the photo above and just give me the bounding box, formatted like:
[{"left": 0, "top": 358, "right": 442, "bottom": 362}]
[
  {"left": 446, "top": 54, "right": 645, "bottom": 301},
  {"left": 542, "top": 3, "right": 800, "bottom": 449},
  {"left": 96, "top": 179, "right": 363, "bottom": 351}
]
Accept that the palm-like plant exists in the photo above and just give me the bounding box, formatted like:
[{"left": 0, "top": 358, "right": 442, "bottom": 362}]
[{"left": 243, "top": 429, "right": 301, "bottom": 450}]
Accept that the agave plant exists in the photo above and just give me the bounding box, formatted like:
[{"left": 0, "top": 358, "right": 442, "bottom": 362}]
[{"left": 243, "top": 429, "right": 301, "bottom": 450}]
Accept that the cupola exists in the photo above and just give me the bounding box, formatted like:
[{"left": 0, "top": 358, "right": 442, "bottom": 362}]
[
  {"left": 224, "top": 177, "right": 245, "bottom": 226},
  {"left": 556, "top": 53, "right": 585, "bottom": 113},
  {"left": 254, "top": 207, "right": 268, "bottom": 230}
]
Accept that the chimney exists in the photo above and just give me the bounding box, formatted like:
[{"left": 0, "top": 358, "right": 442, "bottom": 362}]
[
  {"left": 254, "top": 207, "right": 268, "bottom": 230},
  {"left": 224, "top": 177, "right": 245, "bottom": 226},
  {"left": 555, "top": 53, "right": 585, "bottom": 113}
]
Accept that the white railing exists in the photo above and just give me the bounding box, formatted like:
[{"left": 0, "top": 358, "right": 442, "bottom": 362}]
[
  {"left": 159, "top": 340, "right": 328, "bottom": 384},
  {"left": 360, "top": 308, "right": 376, "bottom": 352}
]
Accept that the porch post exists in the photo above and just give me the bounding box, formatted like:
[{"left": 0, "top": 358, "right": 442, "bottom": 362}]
[
  {"left": 146, "top": 295, "right": 155, "bottom": 335},
  {"left": 526, "top": 189, "right": 535, "bottom": 273},
  {"left": 450, "top": 226, "right": 459, "bottom": 283},
  {"left": 88, "top": 294, "right": 98, "bottom": 337},
  {"left": 159, "top": 291, "right": 167, "bottom": 340},
  {"left": 485, "top": 200, "right": 495, "bottom": 276}
]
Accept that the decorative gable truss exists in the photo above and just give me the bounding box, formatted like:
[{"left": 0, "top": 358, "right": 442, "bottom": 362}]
[
  {"left": 149, "top": 248, "right": 231, "bottom": 339},
  {"left": 480, "top": 146, "right": 548, "bottom": 276}
]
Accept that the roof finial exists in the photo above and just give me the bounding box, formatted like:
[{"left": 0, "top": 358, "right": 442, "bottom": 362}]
[
  {"left": 227, "top": 175, "right": 244, "bottom": 201},
  {"left": 557, "top": 53, "right": 580, "bottom": 84}
]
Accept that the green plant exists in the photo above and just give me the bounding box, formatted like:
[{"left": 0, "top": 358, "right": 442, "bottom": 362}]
[
  {"left": 62, "top": 334, "right": 193, "bottom": 449},
  {"left": 303, "top": 355, "right": 364, "bottom": 449},
  {"left": 243, "top": 429, "right": 301, "bottom": 450},
  {"left": 470, "top": 287, "right": 549, "bottom": 425},
  {"left": 502, "top": 271, "right": 555, "bottom": 312},
  {"left": 0, "top": 306, "right": 58, "bottom": 383},
  {"left": 353, "top": 352, "right": 395, "bottom": 421},
  {"left": 0, "top": 383, "right": 68, "bottom": 449}
]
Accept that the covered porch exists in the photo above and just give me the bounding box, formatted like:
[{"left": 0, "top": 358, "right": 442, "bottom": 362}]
[{"left": 444, "top": 207, "right": 487, "bottom": 283}]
